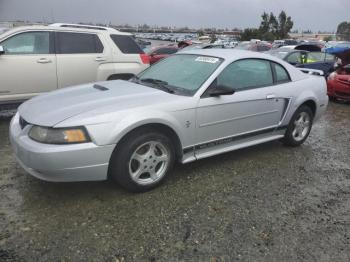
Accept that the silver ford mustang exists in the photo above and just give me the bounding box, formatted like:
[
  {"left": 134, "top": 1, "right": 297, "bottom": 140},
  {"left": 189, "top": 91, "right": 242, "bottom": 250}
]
[{"left": 10, "top": 49, "right": 328, "bottom": 192}]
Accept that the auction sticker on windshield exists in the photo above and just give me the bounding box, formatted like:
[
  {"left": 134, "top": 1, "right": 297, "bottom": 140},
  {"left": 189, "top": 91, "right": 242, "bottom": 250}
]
[{"left": 195, "top": 57, "right": 220, "bottom": 63}]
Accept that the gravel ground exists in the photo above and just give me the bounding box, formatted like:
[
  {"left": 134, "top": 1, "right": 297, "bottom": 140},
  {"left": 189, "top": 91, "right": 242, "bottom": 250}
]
[{"left": 0, "top": 101, "right": 349, "bottom": 262}]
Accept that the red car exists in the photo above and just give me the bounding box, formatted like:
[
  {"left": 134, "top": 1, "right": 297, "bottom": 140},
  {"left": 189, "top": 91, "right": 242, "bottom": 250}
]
[
  {"left": 148, "top": 45, "right": 178, "bottom": 64},
  {"left": 327, "top": 50, "right": 350, "bottom": 101}
]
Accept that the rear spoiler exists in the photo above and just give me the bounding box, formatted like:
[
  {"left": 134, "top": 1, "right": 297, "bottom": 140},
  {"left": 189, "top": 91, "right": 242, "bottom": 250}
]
[{"left": 299, "top": 68, "right": 324, "bottom": 76}]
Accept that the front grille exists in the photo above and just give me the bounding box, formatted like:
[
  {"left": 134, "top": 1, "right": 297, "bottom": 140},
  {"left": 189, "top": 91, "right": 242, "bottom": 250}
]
[{"left": 19, "top": 116, "right": 29, "bottom": 129}]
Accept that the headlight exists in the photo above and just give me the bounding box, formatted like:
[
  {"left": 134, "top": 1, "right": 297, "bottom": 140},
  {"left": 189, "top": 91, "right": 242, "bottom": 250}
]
[{"left": 29, "top": 126, "right": 91, "bottom": 144}]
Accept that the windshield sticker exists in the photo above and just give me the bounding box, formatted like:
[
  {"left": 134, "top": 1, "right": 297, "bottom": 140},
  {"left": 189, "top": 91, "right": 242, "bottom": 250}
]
[{"left": 195, "top": 57, "right": 220, "bottom": 63}]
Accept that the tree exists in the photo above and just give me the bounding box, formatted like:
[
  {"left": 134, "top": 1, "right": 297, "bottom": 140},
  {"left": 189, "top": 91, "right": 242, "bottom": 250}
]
[
  {"left": 323, "top": 35, "right": 333, "bottom": 42},
  {"left": 248, "top": 10, "right": 294, "bottom": 41},
  {"left": 240, "top": 28, "right": 261, "bottom": 41},
  {"left": 278, "top": 11, "right": 293, "bottom": 39},
  {"left": 198, "top": 30, "right": 205, "bottom": 37},
  {"left": 259, "top": 12, "right": 270, "bottom": 34},
  {"left": 269, "top": 12, "right": 278, "bottom": 34},
  {"left": 336, "top": 21, "right": 350, "bottom": 41}
]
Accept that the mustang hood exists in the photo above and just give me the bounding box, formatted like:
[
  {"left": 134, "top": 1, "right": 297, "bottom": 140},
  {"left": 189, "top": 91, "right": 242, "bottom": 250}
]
[{"left": 19, "top": 80, "right": 181, "bottom": 126}]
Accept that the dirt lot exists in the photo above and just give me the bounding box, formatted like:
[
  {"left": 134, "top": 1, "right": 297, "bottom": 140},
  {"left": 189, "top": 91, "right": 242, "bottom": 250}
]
[{"left": 0, "top": 102, "right": 349, "bottom": 262}]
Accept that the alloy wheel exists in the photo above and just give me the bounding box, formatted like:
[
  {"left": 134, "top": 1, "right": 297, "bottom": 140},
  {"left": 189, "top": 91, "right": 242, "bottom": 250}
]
[
  {"left": 128, "top": 141, "right": 169, "bottom": 185},
  {"left": 292, "top": 112, "right": 311, "bottom": 142}
]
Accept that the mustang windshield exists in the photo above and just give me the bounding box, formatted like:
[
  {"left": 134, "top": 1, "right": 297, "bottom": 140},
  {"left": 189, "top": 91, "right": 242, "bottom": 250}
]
[{"left": 135, "top": 54, "right": 223, "bottom": 95}]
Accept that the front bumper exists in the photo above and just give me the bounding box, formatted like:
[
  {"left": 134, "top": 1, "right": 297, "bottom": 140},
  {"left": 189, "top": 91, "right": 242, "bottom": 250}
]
[{"left": 9, "top": 113, "right": 115, "bottom": 182}]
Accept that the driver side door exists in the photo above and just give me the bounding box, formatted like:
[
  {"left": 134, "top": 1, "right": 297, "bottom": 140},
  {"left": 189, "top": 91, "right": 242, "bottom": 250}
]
[{"left": 195, "top": 59, "right": 286, "bottom": 158}]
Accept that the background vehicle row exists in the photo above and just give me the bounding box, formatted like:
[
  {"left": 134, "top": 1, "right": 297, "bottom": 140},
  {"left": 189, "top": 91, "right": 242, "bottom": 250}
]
[{"left": 0, "top": 24, "right": 149, "bottom": 104}]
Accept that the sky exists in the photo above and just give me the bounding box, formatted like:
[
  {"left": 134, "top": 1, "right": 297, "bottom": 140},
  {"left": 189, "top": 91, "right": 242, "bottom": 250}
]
[{"left": 0, "top": 0, "right": 349, "bottom": 32}]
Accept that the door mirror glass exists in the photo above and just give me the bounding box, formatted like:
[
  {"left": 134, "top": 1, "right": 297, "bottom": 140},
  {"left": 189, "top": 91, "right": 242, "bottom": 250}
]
[{"left": 0, "top": 45, "right": 4, "bottom": 55}]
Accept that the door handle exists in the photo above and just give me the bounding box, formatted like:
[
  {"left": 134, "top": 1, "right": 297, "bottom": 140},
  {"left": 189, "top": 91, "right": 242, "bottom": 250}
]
[
  {"left": 266, "top": 94, "right": 276, "bottom": 99},
  {"left": 95, "top": 57, "right": 106, "bottom": 62},
  {"left": 37, "top": 58, "right": 52, "bottom": 64}
]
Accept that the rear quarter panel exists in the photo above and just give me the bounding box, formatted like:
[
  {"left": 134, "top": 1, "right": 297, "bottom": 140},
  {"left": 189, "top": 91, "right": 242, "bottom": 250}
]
[{"left": 281, "top": 75, "right": 328, "bottom": 126}]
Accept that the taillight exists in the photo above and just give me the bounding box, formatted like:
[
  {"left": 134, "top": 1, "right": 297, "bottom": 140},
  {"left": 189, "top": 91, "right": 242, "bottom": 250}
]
[{"left": 140, "top": 54, "right": 150, "bottom": 64}]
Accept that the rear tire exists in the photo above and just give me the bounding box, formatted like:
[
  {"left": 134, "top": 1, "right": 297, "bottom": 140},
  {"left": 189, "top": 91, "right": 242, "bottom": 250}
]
[
  {"left": 282, "top": 105, "right": 313, "bottom": 147},
  {"left": 109, "top": 129, "right": 175, "bottom": 192}
]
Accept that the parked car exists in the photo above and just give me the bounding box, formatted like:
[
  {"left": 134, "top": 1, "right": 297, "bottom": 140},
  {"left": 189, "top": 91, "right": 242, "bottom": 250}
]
[
  {"left": 235, "top": 41, "right": 272, "bottom": 52},
  {"left": 0, "top": 27, "right": 9, "bottom": 34},
  {"left": 266, "top": 48, "right": 336, "bottom": 76},
  {"left": 147, "top": 45, "right": 178, "bottom": 64},
  {"left": 295, "top": 43, "right": 324, "bottom": 52},
  {"left": 326, "top": 48, "right": 350, "bottom": 101},
  {"left": 177, "top": 43, "right": 225, "bottom": 53},
  {"left": 0, "top": 23, "right": 149, "bottom": 105},
  {"left": 135, "top": 38, "right": 151, "bottom": 49},
  {"left": 10, "top": 49, "right": 328, "bottom": 192},
  {"left": 281, "top": 43, "right": 324, "bottom": 52},
  {"left": 272, "top": 39, "right": 299, "bottom": 49}
]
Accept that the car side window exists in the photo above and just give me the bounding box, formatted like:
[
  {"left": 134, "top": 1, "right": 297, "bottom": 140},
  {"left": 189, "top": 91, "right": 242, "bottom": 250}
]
[
  {"left": 110, "top": 34, "right": 143, "bottom": 54},
  {"left": 1, "top": 31, "right": 50, "bottom": 54},
  {"left": 286, "top": 52, "right": 301, "bottom": 64},
  {"left": 305, "top": 52, "right": 324, "bottom": 63},
  {"left": 56, "top": 32, "right": 103, "bottom": 54},
  {"left": 216, "top": 59, "right": 273, "bottom": 91},
  {"left": 273, "top": 62, "right": 290, "bottom": 83}
]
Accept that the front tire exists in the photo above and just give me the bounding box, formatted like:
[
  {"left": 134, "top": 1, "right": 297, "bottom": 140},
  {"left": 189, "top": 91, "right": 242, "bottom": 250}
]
[
  {"left": 282, "top": 105, "right": 313, "bottom": 147},
  {"left": 109, "top": 129, "right": 175, "bottom": 192}
]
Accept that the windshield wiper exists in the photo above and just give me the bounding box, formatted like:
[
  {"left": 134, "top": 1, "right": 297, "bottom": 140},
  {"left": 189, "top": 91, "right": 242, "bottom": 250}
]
[{"left": 138, "top": 78, "right": 175, "bottom": 94}]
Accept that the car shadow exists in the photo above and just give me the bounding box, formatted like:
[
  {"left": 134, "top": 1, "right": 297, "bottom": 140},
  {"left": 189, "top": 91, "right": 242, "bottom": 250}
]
[{"left": 17, "top": 139, "right": 288, "bottom": 201}]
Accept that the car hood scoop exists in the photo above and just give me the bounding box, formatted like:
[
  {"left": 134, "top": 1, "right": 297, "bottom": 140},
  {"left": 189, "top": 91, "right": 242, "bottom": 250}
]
[
  {"left": 19, "top": 80, "right": 178, "bottom": 127},
  {"left": 93, "top": 84, "right": 109, "bottom": 91}
]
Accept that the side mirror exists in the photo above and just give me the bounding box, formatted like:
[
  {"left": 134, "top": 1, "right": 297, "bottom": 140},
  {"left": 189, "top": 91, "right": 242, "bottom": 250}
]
[
  {"left": 0, "top": 46, "right": 4, "bottom": 55},
  {"left": 208, "top": 85, "right": 235, "bottom": 97}
]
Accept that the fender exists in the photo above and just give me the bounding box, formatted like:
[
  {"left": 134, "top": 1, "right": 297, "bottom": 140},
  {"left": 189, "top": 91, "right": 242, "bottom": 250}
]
[
  {"left": 109, "top": 110, "right": 188, "bottom": 147},
  {"left": 82, "top": 109, "right": 195, "bottom": 150}
]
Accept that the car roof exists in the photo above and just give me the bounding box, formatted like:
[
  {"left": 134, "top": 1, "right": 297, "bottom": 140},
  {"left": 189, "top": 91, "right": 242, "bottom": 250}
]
[
  {"left": 0, "top": 24, "right": 132, "bottom": 37},
  {"left": 180, "top": 48, "right": 278, "bottom": 61},
  {"left": 178, "top": 49, "right": 308, "bottom": 81}
]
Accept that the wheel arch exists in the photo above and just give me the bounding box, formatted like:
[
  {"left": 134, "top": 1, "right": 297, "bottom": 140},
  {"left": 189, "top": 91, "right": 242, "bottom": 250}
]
[
  {"left": 299, "top": 99, "right": 317, "bottom": 117},
  {"left": 111, "top": 122, "right": 184, "bottom": 163}
]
